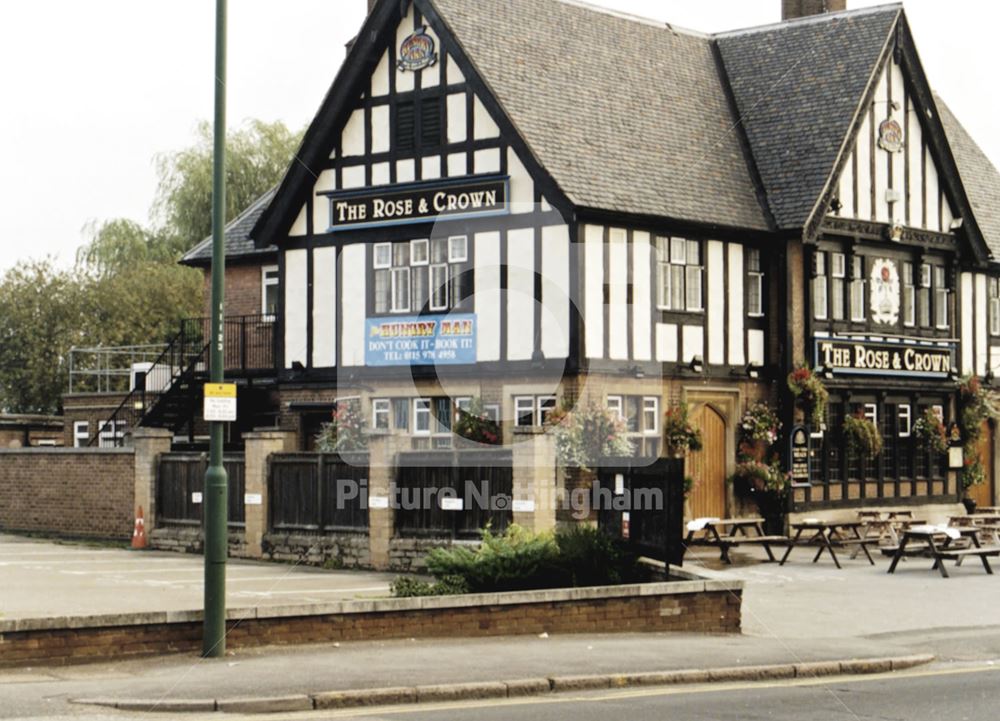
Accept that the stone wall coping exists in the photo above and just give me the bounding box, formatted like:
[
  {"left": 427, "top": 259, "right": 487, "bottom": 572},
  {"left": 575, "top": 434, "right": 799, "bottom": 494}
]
[
  {"left": 0, "top": 447, "right": 133, "bottom": 456},
  {"left": 0, "top": 575, "right": 742, "bottom": 634},
  {"left": 244, "top": 430, "right": 297, "bottom": 441},
  {"left": 130, "top": 428, "right": 173, "bottom": 439}
]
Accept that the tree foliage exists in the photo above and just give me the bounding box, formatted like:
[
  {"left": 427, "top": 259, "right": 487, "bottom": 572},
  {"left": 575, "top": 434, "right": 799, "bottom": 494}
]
[
  {"left": 0, "top": 119, "right": 302, "bottom": 413},
  {"left": 153, "top": 119, "right": 303, "bottom": 252}
]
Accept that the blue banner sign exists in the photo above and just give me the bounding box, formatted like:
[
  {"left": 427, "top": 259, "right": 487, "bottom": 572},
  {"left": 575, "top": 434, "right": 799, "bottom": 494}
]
[{"left": 366, "top": 314, "right": 476, "bottom": 366}]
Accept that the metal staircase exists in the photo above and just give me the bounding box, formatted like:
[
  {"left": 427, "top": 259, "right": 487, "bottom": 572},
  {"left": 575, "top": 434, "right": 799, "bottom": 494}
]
[{"left": 88, "top": 315, "right": 276, "bottom": 448}]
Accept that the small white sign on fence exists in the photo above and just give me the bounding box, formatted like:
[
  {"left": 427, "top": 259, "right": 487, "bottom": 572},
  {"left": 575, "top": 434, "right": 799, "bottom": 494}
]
[
  {"left": 191, "top": 492, "right": 203, "bottom": 504},
  {"left": 512, "top": 499, "right": 535, "bottom": 513},
  {"left": 440, "top": 497, "right": 464, "bottom": 511},
  {"left": 368, "top": 495, "right": 390, "bottom": 509},
  {"left": 244, "top": 493, "right": 262, "bottom": 506}
]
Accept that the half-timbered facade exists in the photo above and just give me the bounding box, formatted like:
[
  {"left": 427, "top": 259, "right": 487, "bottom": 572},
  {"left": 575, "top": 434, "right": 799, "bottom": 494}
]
[{"left": 176, "top": 0, "right": 1000, "bottom": 517}]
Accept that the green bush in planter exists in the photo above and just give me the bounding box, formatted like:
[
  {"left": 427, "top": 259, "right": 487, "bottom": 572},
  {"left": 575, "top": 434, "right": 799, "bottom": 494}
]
[{"left": 410, "top": 524, "right": 649, "bottom": 596}]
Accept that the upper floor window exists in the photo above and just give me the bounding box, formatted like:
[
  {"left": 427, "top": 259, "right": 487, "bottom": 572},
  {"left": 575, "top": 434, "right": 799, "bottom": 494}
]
[
  {"left": 903, "top": 262, "right": 916, "bottom": 327},
  {"left": 830, "top": 253, "right": 846, "bottom": 321},
  {"left": 813, "top": 251, "right": 828, "bottom": 320},
  {"left": 396, "top": 98, "right": 443, "bottom": 153},
  {"left": 849, "top": 256, "right": 865, "bottom": 322},
  {"left": 990, "top": 278, "right": 1000, "bottom": 336},
  {"left": 746, "top": 248, "right": 763, "bottom": 317},
  {"left": 372, "top": 237, "right": 471, "bottom": 315},
  {"left": 261, "top": 265, "right": 279, "bottom": 318},
  {"left": 933, "top": 266, "right": 949, "bottom": 329},
  {"left": 918, "top": 263, "right": 931, "bottom": 327},
  {"left": 655, "top": 237, "right": 703, "bottom": 312}
]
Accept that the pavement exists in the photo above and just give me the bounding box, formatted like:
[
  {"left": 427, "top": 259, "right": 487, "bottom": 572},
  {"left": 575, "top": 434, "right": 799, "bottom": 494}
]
[
  {"left": 3, "top": 534, "right": 1000, "bottom": 718},
  {"left": 0, "top": 535, "right": 395, "bottom": 619}
]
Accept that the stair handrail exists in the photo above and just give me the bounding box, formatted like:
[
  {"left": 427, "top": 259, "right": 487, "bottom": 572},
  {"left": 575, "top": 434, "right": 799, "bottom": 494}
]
[{"left": 87, "top": 324, "right": 206, "bottom": 447}]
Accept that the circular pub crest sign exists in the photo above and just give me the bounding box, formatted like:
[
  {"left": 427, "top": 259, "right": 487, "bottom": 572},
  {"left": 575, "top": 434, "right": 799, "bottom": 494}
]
[
  {"left": 878, "top": 118, "right": 904, "bottom": 153},
  {"left": 870, "top": 257, "right": 901, "bottom": 325},
  {"left": 397, "top": 26, "right": 438, "bottom": 72}
]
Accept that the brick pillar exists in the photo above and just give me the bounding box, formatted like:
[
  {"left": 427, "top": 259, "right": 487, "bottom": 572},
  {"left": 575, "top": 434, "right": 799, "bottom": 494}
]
[
  {"left": 243, "top": 430, "right": 297, "bottom": 558},
  {"left": 512, "top": 429, "right": 558, "bottom": 532},
  {"left": 366, "top": 431, "right": 401, "bottom": 570},
  {"left": 132, "top": 428, "right": 173, "bottom": 533}
]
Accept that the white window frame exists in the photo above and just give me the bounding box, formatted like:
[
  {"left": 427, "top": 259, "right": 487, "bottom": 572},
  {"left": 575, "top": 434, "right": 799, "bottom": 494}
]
[
  {"left": 429, "top": 264, "right": 449, "bottom": 311},
  {"left": 483, "top": 404, "right": 501, "bottom": 423},
  {"left": 73, "top": 421, "right": 89, "bottom": 448},
  {"left": 813, "top": 251, "right": 828, "bottom": 320},
  {"left": 410, "top": 239, "right": 429, "bottom": 266},
  {"left": 261, "top": 265, "right": 279, "bottom": 319},
  {"left": 390, "top": 267, "right": 411, "bottom": 313},
  {"left": 850, "top": 256, "right": 866, "bottom": 323},
  {"left": 98, "top": 420, "right": 122, "bottom": 449},
  {"left": 514, "top": 396, "right": 536, "bottom": 428},
  {"left": 447, "top": 235, "right": 468, "bottom": 263},
  {"left": 863, "top": 403, "right": 877, "bottom": 426},
  {"left": 934, "top": 265, "right": 949, "bottom": 330},
  {"left": 903, "top": 262, "right": 916, "bottom": 328},
  {"left": 374, "top": 243, "right": 392, "bottom": 269},
  {"left": 747, "top": 248, "right": 764, "bottom": 318},
  {"left": 642, "top": 397, "right": 659, "bottom": 435},
  {"left": 413, "top": 399, "right": 432, "bottom": 435},
  {"left": 606, "top": 395, "right": 624, "bottom": 421},
  {"left": 537, "top": 396, "right": 557, "bottom": 426},
  {"left": 898, "top": 404, "right": 912, "bottom": 438},
  {"left": 372, "top": 399, "right": 391, "bottom": 430}
]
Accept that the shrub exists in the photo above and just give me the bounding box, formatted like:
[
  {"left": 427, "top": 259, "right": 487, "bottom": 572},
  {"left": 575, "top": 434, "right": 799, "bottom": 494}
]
[
  {"left": 453, "top": 397, "right": 501, "bottom": 445},
  {"left": 315, "top": 402, "right": 367, "bottom": 452},
  {"left": 391, "top": 524, "right": 649, "bottom": 597},
  {"left": 425, "top": 525, "right": 560, "bottom": 593}
]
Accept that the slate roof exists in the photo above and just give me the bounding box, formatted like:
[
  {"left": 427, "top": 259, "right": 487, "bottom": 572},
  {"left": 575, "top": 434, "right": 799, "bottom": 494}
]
[
  {"left": 431, "top": 0, "right": 771, "bottom": 231},
  {"left": 181, "top": 187, "right": 278, "bottom": 266},
  {"left": 936, "top": 94, "right": 1000, "bottom": 260},
  {"left": 242, "top": 0, "right": 1000, "bottom": 264},
  {"left": 715, "top": 5, "right": 900, "bottom": 230}
]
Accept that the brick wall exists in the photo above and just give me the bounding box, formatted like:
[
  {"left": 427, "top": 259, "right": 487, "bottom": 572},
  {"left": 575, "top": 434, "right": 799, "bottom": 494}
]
[
  {"left": 0, "top": 449, "right": 135, "bottom": 539},
  {"left": 0, "top": 584, "right": 741, "bottom": 667},
  {"left": 201, "top": 263, "right": 270, "bottom": 318},
  {"left": 61, "top": 394, "right": 130, "bottom": 448}
]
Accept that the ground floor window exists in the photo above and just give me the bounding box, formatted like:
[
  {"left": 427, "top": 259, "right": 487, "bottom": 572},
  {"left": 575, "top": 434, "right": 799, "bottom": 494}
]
[
  {"left": 73, "top": 421, "right": 89, "bottom": 448},
  {"left": 813, "top": 395, "right": 947, "bottom": 492},
  {"left": 606, "top": 395, "right": 661, "bottom": 457}
]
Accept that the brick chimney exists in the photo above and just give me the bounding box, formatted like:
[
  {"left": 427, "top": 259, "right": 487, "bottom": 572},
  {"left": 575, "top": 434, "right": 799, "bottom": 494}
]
[{"left": 782, "top": 0, "right": 847, "bottom": 21}]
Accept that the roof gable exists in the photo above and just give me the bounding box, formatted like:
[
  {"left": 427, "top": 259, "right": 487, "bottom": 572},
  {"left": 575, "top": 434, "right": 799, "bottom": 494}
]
[
  {"left": 431, "top": 0, "right": 770, "bottom": 231},
  {"left": 181, "top": 187, "right": 277, "bottom": 266},
  {"left": 716, "top": 5, "right": 901, "bottom": 230}
]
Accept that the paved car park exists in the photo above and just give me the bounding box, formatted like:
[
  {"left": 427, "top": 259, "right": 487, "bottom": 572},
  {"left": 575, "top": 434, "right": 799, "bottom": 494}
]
[{"left": 0, "top": 534, "right": 395, "bottom": 620}]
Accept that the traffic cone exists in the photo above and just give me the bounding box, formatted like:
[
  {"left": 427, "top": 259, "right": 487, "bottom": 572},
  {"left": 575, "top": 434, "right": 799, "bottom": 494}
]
[{"left": 131, "top": 506, "right": 148, "bottom": 550}]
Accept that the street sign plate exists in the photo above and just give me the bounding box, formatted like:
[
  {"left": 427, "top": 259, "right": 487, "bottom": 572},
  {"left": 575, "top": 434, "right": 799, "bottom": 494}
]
[{"left": 204, "top": 383, "right": 237, "bottom": 422}]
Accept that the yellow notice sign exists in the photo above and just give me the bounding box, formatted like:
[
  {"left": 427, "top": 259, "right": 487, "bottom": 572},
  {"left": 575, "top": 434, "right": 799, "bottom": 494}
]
[
  {"left": 204, "top": 383, "right": 237, "bottom": 421},
  {"left": 204, "top": 383, "right": 237, "bottom": 398}
]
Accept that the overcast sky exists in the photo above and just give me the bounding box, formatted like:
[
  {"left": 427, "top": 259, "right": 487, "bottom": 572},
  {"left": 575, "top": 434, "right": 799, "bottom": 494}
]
[{"left": 1, "top": 0, "right": 993, "bottom": 272}]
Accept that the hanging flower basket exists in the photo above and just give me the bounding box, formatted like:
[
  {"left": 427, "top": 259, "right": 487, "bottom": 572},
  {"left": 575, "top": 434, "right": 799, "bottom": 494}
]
[
  {"left": 912, "top": 407, "right": 948, "bottom": 454},
  {"left": 453, "top": 397, "right": 501, "bottom": 446},
  {"left": 787, "top": 364, "right": 829, "bottom": 428},
  {"left": 545, "top": 403, "right": 634, "bottom": 472},
  {"left": 738, "top": 401, "right": 781, "bottom": 461},
  {"left": 315, "top": 403, "right": 368, "bottom": 452},
  {"left": 842, "top": 412, "right": 882, "bottom": 460},
  {"left": 662, "top": 402, "right": 703, "bottom": 458}
]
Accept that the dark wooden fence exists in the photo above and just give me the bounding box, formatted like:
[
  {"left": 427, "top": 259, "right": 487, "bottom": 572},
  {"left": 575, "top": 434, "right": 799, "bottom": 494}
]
[
  {"left": 394, "top": 449, "right": 513, "bottom": 538},
  {"left": 157, "top": 453, "right": 245, "bottom": 527},
  {"left": 597, "top": 457, "right": 685, "bottom": 566},
  {"left": 269, "top": 453, "right": 369, "bottom": 533}
]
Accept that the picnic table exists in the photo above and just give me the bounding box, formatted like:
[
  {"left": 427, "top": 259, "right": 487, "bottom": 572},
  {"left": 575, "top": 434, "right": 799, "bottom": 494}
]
[
  {"left": 779, "top": 520, "right": 877, "bottom": 569},
  {"left": 684, "top": 517, "right": 788, "bottom": 564},
  {"left": 857, "top": 512, "right": 925, "bottom": 548},
  {"left": 886, "top": 525, "right": 1000, "bottom": 578}
]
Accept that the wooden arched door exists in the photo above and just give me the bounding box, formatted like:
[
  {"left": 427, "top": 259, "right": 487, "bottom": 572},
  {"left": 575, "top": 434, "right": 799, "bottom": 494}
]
[
  {"left": 687, "top": 404, "right": 727, "bottom": 519},
  {"left": 968, "top": 420, "right": 995, "bottom": 508}
]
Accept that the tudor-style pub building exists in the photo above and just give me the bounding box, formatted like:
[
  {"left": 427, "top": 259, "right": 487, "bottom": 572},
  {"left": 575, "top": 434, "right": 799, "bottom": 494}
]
[{"left": 173, "top": 0, "right": 1000, "bottom": 519}]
